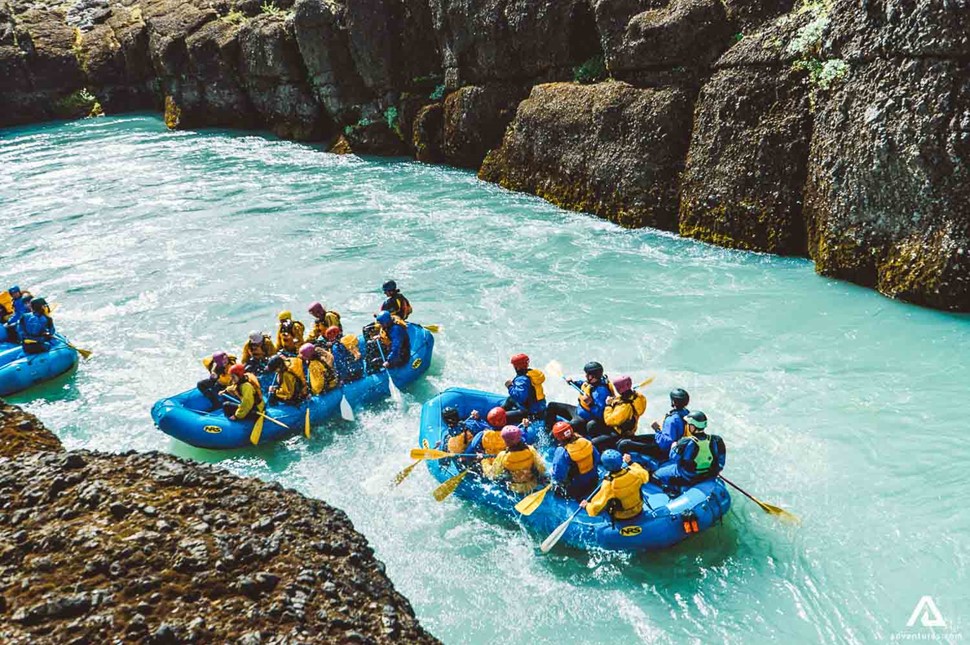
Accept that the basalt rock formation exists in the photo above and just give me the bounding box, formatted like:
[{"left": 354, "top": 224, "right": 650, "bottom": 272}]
[
  {"left": 1, "top": 0, "right": 967, "bottom": 311},
  {"left": 0, "top": 400, "right": 439, "bottom": 644}
]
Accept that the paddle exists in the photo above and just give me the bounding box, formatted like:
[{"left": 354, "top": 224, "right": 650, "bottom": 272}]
[
  {"left": 339, "top": 392, "right": 355, "bottom": 421},
  {"left": 54, "top": 333, "right": 92, "bottom": 359},
  {"left": 220, "top": 393, "right": 291, "bottom": 430},
  {"left": 719, "top": 475, "right": 799, "bottom": 523},
  {"left": 374, "top": 339, "right": 403, "bottom": 404},
  {"left": 433, "top": 469, "right": 472, "bottom": 502},
  {"left": 421, "top": 324, "right": 441, "bottom": 333},
  {"left": 544, "top": 360, "right": 583, "bottom": 394},
  {"left": 409, "top": 447, "right": 481, "bottom": 461},
  {"left": 540, "top": 483, "right": 602, "bottom": 553},
  {"left": 392, "top": 440, "right": 432, "bottom": 487},
  {"left": 304, "top": 408, "right": 311, "bottom": 439},
  {"left": 249, "top": 414, "right": 265, "bottom": 446},
  {"left": 515, "top": 483, "right": 552, "bottom": 516}
]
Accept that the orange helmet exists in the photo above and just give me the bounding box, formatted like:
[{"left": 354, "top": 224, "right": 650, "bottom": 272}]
[
  {"left": 486, "top": 407, "right": 507, "bottom": 428},
  {"left": 552, "top": 421, "right": 574, "bottom": 442},
  {"left": 510, "top": 353, "right": 529, "bottom": 369},
  {"left": 228, "top": 364, "right": 246, "bottom": 378},
  {"left": 324, "top": 326, "right": 341, "bottom": 341}
]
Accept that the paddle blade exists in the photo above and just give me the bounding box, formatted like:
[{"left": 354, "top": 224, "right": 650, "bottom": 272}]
[
  {"left": 762, "top": 503, "right": 801, "bottom": 524},
  {"left": 250, "top": 415, "right": 264, "bottom": 446},
  {"left": 304, "top": 409, "right": 311, "bottom": 439},
  {"left": 393, "top": 461, "right": 420, "bottom": 486},
  {"left": 410, "top": 447, "right": 451, "bottom": 460},
  {"left": 388, "top": 375, "right": 403, "bottom": 405},
  {"left": 515, "top": 484, "right": 551, "bottom": 516},
  {"left": 423, "top": 324, "right": 440, "bottom": 333},
  {"left": 636, "top": 376, "right": 655, "bottom": 390},
  {"left": 433, "top": 470, "right": 469, "bottom": 502},
  {"left": 540, "top": 516, "right": 573, "bottom": 553},
  {"left": 544, "top": 360, "right": 564, "bottom": 379},
  {"left": 74, "top": 346, "right": 93, "bottom": 359},
  {"left": 340, "top": 394, "right": 355, "bottom": 421}
]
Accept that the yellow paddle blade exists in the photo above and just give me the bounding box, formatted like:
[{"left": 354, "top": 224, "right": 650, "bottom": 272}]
[
  {"left": 423, "top": 324, "right": 440, "bottom": 333},
  {"left": 67, "top": 343, "right": 93, "bottom": 359},
  {"left": 544, "top": 360, "right": 564, "bottom": 379},
  {"left": 250, "top": 415, "right": 264, "bottom": 446},
  {"left": 515, "top": 484, "right": 552, "bottom": 516},
  {"left": 304, "top": 409, "right": 311, "bottom": 439},
  {"left": 409, "top": 447, "right": 452, "bottom": 460},
  {"left": 393, "top": 461, "right": 421, "bottom": 486},
  {"left": 759, "top": 501, "right": 801, "bottom": 524},
  {"left": 433, "top": 470, "right": 469, "bottom": 502},
  {"left": 636, "top": 376, "right": 654, "bottom": 389}
]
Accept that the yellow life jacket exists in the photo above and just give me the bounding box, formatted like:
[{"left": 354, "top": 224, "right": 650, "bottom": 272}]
[
  {"left": 526, "top": 369, "right": 545, "bottom": 403},
  {"left": 309, "top": 311, "right": 342, "bottom": 340},
  {"left": 228, "top": 373, "right": 265, "bottom": 417},
  {"left": 245, "top": 337, "right": 275, "bottom": 361},
  {"left": 0, "top": 291, "right": 11, "bottom": 320},
  {"left": 501, "top": 446, "right": 536, "bottom": 483},
  {"left": 565, "top": 437, "right": 594, "bottom": 475},
  {"left": 481, "top": 430, "right": 505, "bottom": 456},
  {"left": 307, "top": 356, "right": 338, "bottom": 395},
  {"left": 274, "top": 357, "right": 307, "bottom": 401},
  {"left": 447, "top": 428, "right": 474, "bottom": 454},
  {"left": 276, "top": 320, "right": 306, "bottom": 352},
  {"left": 201, "top": 354, "right": 238, "bottom": 387},
  {"left": 604, "top": 392, "right": 648, "bottom": 435},
  {"left": 606, "top": 467, "right": 645, "bottom": 520},
  {"left": 340, "top": 334, "right": 362, "bottom": 360},
  {"left": 378, "top": 315, "right": 408, "bottom": 350},
  {"left": 579, "top": 378, "right": 610, "bottom": 413}
]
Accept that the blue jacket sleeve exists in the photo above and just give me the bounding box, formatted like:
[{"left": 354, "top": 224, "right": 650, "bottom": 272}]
[
  {"left": 713, "top": 435, "right": 726, "bottom": 473},
  {"left": 467, "top": 432, "right": 484, "bottom": 454},
  {"left": 507, "top": 375, "right": 531, "bottom": 407},
  {"left": 551, "top": 447, "right": 570, "bottom": 484},
  {"left": 591, "top": 445, "right": 602, "bottom": 469},
  {"left": 657, "top": 411, "right": 685, "bottom": 451},
  {"left": 590, "top": 385, "right": 610, "bottom": 419},
  {"left": 388, "top": 325, "right": 407, "bottom": 363}
]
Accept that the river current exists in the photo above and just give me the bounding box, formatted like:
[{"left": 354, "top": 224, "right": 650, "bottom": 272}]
[{"left": 2, "top": 115, "right": 968, "bottom": 644}]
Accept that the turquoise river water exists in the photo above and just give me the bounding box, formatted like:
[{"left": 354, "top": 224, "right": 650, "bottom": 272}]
[{"left": 2, "top": 116, "right": 969, "bottom": 644}]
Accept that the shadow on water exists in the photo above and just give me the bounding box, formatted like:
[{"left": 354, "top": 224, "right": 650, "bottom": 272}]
[{"left": 5, "top": 363, "right": 81, "bottom": 405}]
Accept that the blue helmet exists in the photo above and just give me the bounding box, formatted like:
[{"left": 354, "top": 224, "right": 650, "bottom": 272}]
[
  {"left": 376, "top": 311, "right": 392, "bottom": 326},
  {"left": 601, "top": 449, "right": 624, "bottom": 473},
  {"left": 9, "top": 285, "right": 20, "bottom": 295},
  {"left": 382, "top": 280, "right": 397, "bottom": 292}
]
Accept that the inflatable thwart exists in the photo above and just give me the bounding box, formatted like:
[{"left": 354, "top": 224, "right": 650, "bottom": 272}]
[
  {"left": 0, "top": 335, "right": 79, "bottom": 396},
  {"left": 419, "top": 388, "right": 731, "bottom": 552},
  {"left": 152, "top": 323, "right": 434, "bottom": 449}
]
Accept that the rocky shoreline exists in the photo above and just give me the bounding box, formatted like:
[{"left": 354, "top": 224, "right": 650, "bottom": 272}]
[
  {"left": 0, "top": 399, "right": 440, "bottom": 644},
  {"left": 1, "top": 0, "right": 967, "bottom": 311}
]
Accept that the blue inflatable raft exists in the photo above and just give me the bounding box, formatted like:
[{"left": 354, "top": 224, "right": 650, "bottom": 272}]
[
  {"left": 0, "top": 335, "right": 79, "bottom": 396},
  {"left": 419, "top": 388, "right": 731, "bottom": 552},
  {"left": 152, "top": 323, "right": 435, "bottom": 449}
]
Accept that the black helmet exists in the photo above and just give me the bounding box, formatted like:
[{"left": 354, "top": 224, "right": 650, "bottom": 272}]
[
  {"left": 670, "top": 388, "right": 689, "bottom": 408},
  {"left": 685, "top": 410, "right": 708, "bottom": 430},
  {"left": 266, "top": 355, "right": 286, "bottom": 372},
  {"left": 382, "top": 280, "right": 397, "bottom": 292},
  {"left": 583, "top": 361, "right": 604, "bottom": 377},
  {"left": 442, "top": 406, "right": 460, "bottom": 424},
  {"left": 30, "top": 297, "right": 48, "bottom": 314}
]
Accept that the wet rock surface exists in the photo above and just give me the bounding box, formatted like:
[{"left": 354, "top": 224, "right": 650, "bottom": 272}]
[
  {"left": 0, "top": 400, "right": 439, "bottom": 644},
  {"left": 0, "top": 0, "right": 967, "bottom": 310}
]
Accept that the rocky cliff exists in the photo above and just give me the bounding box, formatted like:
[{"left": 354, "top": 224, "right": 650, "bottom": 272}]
[
  {"left": 1, "top": 0, "right": 967, "bottom": 311},
  {"left": 0, "top": 399, "right": 439, "bottom": 644}
]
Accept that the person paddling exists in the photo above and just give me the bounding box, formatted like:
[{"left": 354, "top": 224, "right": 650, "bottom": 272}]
[
  {"left": 275, "top": 311, "right": 305, "bottom": 356},
  {"left": 651, "top": 411, "right": 726, "bottom": 489},
  {"left": 380, "top": 280, "right": 412, "bottom": 320},
  {"left": 307, "top": 301, "right": 342, "bottom": 339},
  {"left": 485, "top": 425, "right": 546, "bottom": 495},
  {"left": 197, "top": 350, "right": 236, "bottom": 409},
  {"left": 266, "top": 354, "right": 307, "bottom": 405},
  {"left": 18, "top": 298, "right": 55, "bottom": 354},
  {"left": 375, "top": 311, "right": 410, "bottom": 368},
  {"left": 241, "top": 330, "right": 276, "bottom": 374},
  {"left": 581, "top": 450, "right": 650, "bottom": 521},
  {"left": 590, "top": 375, "right": 648, "bottom": 452},
  {"left": 222, "top": 364, "right": 264, "bottom": 422},
  {"left": 550, "top": 421, "right": 600, "bottom": 500},
  {"left": 300, "top": 343, "right": 338, "bottom": 395},
  {"left": 503, "top": 353, "right": 547, "bottom": 424},
  {"left": 323, "top": 326, "right": 364, "bottom": 382},
  {"left": 618, "top": 388, "right": 690, "bottom": 461}
]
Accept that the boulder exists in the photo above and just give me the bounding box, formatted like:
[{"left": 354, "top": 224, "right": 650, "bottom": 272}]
[
  {"left": 480, "top": 81, "right": 693, "bottom": 230},
  {"left": 442, "top": 83, "right": 528, "bottom": 169},
  {"left": 804, "top": 58, "right": 970, "bottom": 311}
]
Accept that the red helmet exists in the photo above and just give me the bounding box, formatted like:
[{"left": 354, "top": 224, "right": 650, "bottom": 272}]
[
  {"left": 552, "top": 421, "right": 574, "bottom": 442},
  {"left": 510, "top": 353, "right": 529, "bottom": 369},
  {"left": 324, "top": 326, "right": 341, "bottom": 341},
  {"left": 228, "top": 364, "right": 246, "bottom": 378},
  {"left": 486, "top": 407, "right": 507, "bottom": 428}
]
